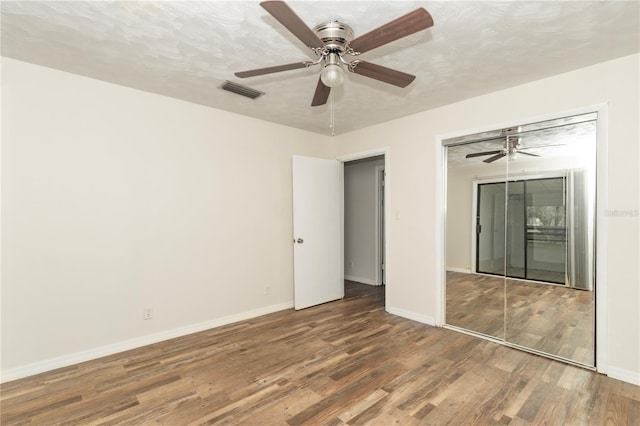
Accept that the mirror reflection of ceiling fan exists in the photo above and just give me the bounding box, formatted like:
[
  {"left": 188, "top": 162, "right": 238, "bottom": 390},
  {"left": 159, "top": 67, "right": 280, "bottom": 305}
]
[
  {"left": 465, "top": 137, "right": 541, "bottom": 163},
  {"left": 234, "top": 0, "right": 434, "bottom": 106}
]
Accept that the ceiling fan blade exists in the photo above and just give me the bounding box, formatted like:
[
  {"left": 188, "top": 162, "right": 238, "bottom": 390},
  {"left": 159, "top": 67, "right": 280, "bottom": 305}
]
[
  {"left": 465, "top": 150, "right": 504, "bottom": 159},
  {"left": 484, "top": 153, "right": 507, "bottom": 163},
  {"left": 348, "top": 8, "right": 434, "bottom": 54},
  {"left": 235, "top": 62, "right": 310, "bottom": 78},
  {"left": 260, "top": 0, "right": 324, "bottom": 50},
  {"left": 311, "top": 77, "right": 330, "bottom": 106},
  {"left": 518, "top": 151, "right": 541, "bottom": 157},
  {"left": 350, "top": 61, "right": 415, "bottom": 88}
]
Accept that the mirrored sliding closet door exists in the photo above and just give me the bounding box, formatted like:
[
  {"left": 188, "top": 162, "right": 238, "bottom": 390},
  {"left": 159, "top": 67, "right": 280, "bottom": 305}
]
[{"left": 444, "top": 112, "right": 597, "bottom": 368}]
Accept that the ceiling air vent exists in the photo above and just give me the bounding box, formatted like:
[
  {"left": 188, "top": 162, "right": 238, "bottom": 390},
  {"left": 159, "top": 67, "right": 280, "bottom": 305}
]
[{"left": 219, "top": 81, "right": 264, "bottom": 99}]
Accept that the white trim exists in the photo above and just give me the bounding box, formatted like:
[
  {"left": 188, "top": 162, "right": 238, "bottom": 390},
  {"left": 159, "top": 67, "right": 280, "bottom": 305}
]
[
  {"left": 374, "top": 165, "right": 385, "bottom": 286},
  {"left": 339, "top": 161, "right": 345, "bottom": 300},
  {"left": 607, "top": 366, "right": 640, "bottom": 386},
  {"left": 594, "top": 104, "right": 608, "bottom": 375},
  {"left": 337, "top": 148, "right": 386, "bottom": 163},
  {"left": 387, "top": 306, "right": 436, "bottom": 326},
  {"left": 435, "top": 139, "right": 446, "bottom": 326},
  {"left": 437, "top": 103, "right": 608, "bottom": 371},
  {"left": 337, "top": 147, "right": 390, "bottom": 310},
  {"left": 344, "top": 275, "right": 377, "bottom": 286},
  {"left": 446, "top": 266, "right": 471, "bottom": 274},
  {"left": 0, "top": 301, "right": 293, "bottom": 383}
]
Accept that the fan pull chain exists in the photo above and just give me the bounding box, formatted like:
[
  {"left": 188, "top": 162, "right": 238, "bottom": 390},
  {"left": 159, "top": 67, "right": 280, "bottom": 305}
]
[{"left": 329, "top": 89, "right": 335, "bottom": 136}]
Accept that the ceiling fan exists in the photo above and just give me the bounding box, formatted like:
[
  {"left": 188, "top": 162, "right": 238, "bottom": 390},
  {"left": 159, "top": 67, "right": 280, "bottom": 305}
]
[
  {"left": 234, "top": 0, "right": 434, "bottom": 106},
  {"left": 465, "top": 137, "right": 541, "bottom": 163}
]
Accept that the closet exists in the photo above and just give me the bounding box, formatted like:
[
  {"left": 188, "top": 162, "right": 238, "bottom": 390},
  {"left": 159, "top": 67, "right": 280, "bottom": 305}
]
[{"left": 444, "top": 112, "right": 596, "bottom": 367}]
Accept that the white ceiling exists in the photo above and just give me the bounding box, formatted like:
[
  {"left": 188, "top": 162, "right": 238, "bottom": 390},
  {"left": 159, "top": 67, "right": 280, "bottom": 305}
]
[{"left": 2, "top": 1, "right": 639, "bottom": 136}]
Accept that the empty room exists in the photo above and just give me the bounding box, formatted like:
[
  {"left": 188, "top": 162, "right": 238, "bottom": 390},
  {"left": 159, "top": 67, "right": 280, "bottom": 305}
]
[{"left": 1, "top": 1, "right": 639, "bottom": 424}]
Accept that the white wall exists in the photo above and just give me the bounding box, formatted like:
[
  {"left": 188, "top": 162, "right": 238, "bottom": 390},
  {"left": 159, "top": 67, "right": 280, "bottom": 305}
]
[
  {"left": 330, "top": 54, "right": 640, "bottom": 385},
  {"left": 0, "top": 58, "right": 331, "bottom": 380},
  {"left": 344, "top": 157, "right": 384, "bottom": 285}
]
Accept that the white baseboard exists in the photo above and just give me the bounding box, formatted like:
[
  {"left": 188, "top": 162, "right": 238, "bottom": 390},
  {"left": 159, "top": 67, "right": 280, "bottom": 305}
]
[
  {"left": 608, "top": 366, "right": 640, "bottom": 386},
  {"left": 386, "top": 306, "right": 436, "bottom": 326},
  {"left": 1, "top": 301, "right": 294, "bottom": 384},
  {"left": 446, "top": 267, "right": 471, "bottom": 274},
  {"left": 344, "top": 275, "right": 377, "bottom": 286}
]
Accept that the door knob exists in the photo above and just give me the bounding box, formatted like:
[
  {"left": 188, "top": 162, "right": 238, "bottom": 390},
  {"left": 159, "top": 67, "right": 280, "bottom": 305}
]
[{"left": 296, "top": 238, "right": 304, "bottom": 244}]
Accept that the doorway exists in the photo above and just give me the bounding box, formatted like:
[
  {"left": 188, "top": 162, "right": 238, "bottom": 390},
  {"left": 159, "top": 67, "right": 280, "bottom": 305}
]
[
  {"left": 291, "top": 149, "right": 389, "bottom": 311},
  {"left": 342, "top": 152, "right": 387, "bottom": 306},
  {"left": 376, "top": 165, "right": 386, "bottom": 285},
  {"left": 476, "top": 177, "right": 567, "bottom": 285}
]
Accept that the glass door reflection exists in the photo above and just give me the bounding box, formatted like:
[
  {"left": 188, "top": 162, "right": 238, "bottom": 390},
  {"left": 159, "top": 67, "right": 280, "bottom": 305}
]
[
  {"left": 525, "top": 178, "right": 567, "bottom": 284},
  {"left": 445, "top": 143, "right": 507, "bottom": 340},
  {"left": 476, "top": 178, "right": 567, "bottom": 284},
  {"left": 476, "top": 182, "right": 506, "bottom": 275},
  {"left": 504, "top": 120, "right": 596, "bottom": 366}
]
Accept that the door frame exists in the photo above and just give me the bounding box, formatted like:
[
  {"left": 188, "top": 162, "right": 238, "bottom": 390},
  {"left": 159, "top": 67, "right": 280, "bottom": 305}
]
[
  {"left": 375, "top": 165, "right": 386, "bottom": 286},
  {"left": 470, "top": 171, "right": 567, "bottom": 278},
  {"left": 338, "top": 148, "right": 390, "bottom": 308},
  {"left": 436, "top": 104, "right": 608, "bottom": 374}
]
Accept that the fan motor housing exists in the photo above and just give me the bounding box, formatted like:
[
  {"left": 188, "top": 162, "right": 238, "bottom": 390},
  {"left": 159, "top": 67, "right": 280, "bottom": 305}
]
[{"left": 313, "top": 21, "right": 354, "bottom": 52}]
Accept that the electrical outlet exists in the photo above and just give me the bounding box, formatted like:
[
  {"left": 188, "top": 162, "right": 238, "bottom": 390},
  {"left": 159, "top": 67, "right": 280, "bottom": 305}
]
[
  {"left": 350, "top": 261, "right": 354, "bottom": 269},
  {"left": 143, "top": 306, "right": 153, "bottom": 320},
  {"left": 265, "top": 286, "right": 271, "bottom": 295}
]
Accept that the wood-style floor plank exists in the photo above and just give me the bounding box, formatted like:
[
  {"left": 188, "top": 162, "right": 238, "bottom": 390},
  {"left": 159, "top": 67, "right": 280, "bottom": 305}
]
[{"left": 2, "top": 281, "right": 638, "bottom": 425}]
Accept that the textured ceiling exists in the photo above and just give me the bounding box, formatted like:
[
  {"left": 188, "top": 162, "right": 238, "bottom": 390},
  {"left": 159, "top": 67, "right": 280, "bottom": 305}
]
[{"left": 2, "top": 1, "right": 639, "bottom": 136}]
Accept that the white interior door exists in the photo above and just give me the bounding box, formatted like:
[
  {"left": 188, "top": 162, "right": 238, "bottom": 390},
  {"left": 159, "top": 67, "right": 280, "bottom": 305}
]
[{"left": 292, "top": 155, "right": 343, "bottom": 309}]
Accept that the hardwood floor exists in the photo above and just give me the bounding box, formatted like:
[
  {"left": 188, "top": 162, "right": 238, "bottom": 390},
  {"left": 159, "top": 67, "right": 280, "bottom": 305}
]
[
  {"left": 2, "top": 281, "right": 638, "bottom": 425},
  {"left": 446, "top": 271, "right": 595, "bottom": 366}
]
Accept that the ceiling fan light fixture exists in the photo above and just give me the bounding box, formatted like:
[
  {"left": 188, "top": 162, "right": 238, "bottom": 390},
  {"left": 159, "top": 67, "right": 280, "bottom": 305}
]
[
  {"left": 235, "top": 2, "right": 434, "bottom": 107},
  {"left": 320, "top": 63, "right": 344, "bottom": 87}
]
